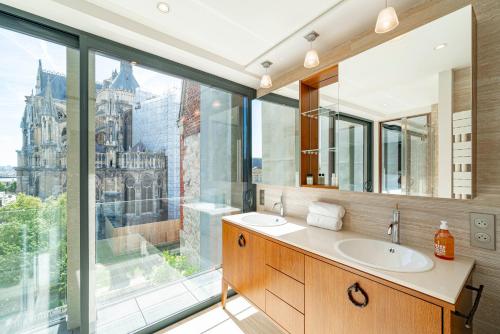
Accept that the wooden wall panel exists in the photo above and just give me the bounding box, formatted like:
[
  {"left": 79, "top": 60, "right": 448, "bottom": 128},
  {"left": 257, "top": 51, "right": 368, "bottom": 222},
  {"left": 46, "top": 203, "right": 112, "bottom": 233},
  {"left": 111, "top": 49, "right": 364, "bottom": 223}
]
[{"left": 453, "top": 67, "right": 472, "bottom": 112}]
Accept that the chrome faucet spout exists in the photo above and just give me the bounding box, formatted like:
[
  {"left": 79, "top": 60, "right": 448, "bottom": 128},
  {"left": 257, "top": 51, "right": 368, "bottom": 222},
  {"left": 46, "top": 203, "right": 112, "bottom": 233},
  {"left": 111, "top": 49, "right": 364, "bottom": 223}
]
[
  {"left": 388, "top": 204, "right": 400, "bottom": 244},
  {"left": 272, "top": 193, "right": 285, "bottom": 217}
]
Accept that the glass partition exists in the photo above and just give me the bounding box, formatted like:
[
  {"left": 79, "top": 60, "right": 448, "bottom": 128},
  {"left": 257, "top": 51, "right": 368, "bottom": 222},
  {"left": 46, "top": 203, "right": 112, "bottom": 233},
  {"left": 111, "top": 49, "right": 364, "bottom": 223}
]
[{"left": 90, "top": 52, "right": 246, "bottom": 333}]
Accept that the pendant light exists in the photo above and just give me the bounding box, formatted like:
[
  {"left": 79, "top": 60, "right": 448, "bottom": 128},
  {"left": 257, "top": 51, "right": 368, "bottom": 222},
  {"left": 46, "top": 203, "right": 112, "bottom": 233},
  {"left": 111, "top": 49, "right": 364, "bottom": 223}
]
[
  {"left": 260, "top": 61, "right": 273, "bottom": 89},
  {"left": 303, "top": 31, "right": 320, "bottom": 69},
  {"left": 375, "top": 0, "right": 399, "bottom": 34}
]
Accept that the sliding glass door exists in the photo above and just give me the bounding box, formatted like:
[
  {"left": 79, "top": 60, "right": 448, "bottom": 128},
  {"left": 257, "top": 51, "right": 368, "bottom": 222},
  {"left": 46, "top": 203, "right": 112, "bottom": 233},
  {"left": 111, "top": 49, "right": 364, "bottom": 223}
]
[
  {"left": 89, "top": 52, "right": 248, "bottom": 333},
  {"left": 0, "top": 27, "right": 80, "bottom": 333}
]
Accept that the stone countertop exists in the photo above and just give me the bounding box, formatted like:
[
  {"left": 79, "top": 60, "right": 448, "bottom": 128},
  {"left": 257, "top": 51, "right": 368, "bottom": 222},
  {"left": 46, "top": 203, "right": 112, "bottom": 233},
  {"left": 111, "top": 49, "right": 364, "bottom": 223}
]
[
  {"left": 182, "top": 202, "right": 240, "bottom": 216},
  {"left": 223, "top": 211, "right": 475, "bottom": 305}
]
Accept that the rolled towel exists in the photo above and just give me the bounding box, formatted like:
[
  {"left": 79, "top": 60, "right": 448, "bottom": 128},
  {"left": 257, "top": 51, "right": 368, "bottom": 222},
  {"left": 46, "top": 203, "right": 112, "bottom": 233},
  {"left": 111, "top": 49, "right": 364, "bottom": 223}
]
[
  {"left": 309, "top": 201, "right": 345, "bottom": 219},
  {"left": 307, "top": 212, "right": 343, "bottom": 231}
]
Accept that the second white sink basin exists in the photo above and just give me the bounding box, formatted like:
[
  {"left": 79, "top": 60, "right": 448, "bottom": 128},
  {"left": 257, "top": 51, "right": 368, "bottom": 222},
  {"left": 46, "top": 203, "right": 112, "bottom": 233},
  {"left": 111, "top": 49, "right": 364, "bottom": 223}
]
[
  {"left": 335, "top": 238, "right": 434, "bottom": 273},
  {"left": 241, "top": 213, "right": 287, "bottom": 227}
]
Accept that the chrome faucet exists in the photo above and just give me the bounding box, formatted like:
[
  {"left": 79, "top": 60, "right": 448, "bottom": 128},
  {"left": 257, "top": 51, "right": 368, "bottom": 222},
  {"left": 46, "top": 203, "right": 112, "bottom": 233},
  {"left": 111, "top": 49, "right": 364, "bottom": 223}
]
[
  {"left": 272, "top": 193, "right": 285, "bottom": 217},
  {"left": 387, "top": 204, "right": 400, "bottom": 244}
]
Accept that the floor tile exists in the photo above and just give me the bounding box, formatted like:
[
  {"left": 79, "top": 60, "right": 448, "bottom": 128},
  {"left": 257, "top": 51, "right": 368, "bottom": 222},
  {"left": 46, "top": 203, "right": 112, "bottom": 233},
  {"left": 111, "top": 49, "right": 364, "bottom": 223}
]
[{"left": 142, "top": 291, "right": 198, "bottom": 324}]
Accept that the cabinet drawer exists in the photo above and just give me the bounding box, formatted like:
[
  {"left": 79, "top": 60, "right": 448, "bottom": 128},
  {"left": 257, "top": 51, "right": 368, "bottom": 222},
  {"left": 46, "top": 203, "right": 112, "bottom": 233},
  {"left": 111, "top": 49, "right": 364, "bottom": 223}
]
[
  {"left": 266, "top": 265, "right": 304, "bottom": 313},
  {"left": 266, "top": 241, "right": 304, "bottom": 283},
  {"left": 266, "top": 290, "right": 304, "bottom": 334}
]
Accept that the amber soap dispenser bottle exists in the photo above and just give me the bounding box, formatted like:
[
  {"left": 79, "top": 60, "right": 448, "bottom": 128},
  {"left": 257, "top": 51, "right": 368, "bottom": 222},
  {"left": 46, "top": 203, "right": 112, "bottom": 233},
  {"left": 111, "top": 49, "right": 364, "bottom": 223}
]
[{"left": 434, "top": 220, "right": 454, "bottom": 260}]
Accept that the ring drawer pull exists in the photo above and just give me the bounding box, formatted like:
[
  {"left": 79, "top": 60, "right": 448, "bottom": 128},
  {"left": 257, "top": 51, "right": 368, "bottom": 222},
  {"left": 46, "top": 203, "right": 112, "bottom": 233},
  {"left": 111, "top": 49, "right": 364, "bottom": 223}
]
[
  {"left": 238, "top": 233, "right": 246, "bottom": 247},
  {"left": 347, "top": 282, "right": 369, "bottom": 308}
]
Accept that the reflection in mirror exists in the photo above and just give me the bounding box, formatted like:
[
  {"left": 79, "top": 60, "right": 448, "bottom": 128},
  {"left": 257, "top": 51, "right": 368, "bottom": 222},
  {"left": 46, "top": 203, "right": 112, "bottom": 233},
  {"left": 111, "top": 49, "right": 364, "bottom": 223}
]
[
  {"left": 338, "top": 115, "right": 372, "bottom": 192},
  {"left": 381, "top": 115, "right": 432, "bottom": 196},
  {"left": 338, "top": 5, "right": 473, "bottom": 199},
  {"left": 299, "top": 66, "right": 340, "bottom": 189},
  {"left": 251, "top": 92, "right": 299, "bottom": 187}
]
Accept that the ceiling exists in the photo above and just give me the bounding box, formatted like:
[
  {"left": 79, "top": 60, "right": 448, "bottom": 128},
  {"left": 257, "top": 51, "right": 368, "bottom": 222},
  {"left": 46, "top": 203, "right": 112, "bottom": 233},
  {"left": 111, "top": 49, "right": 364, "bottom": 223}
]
[
  {"left": 2, "top": 0, "right": 421, "bottom": 89},
  {"left": 274, "top": 5, "right": 472, "bottom": 121}
]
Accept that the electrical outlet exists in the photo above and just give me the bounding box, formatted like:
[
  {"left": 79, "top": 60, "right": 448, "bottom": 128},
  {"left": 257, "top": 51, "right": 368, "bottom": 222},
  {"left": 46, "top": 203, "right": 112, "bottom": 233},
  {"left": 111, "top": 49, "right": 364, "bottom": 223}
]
[
  {"left": 259, "top": 189, "right": 265, "bottom": 206},
  {"left": 470, "top": 213, "right": 496, "bottom": 250},
  {"left": 474, "top": 218, "right": 489, "bottom": 229},
  {"left": 474, "top": 232, "right": 491, "bottom": 243}
]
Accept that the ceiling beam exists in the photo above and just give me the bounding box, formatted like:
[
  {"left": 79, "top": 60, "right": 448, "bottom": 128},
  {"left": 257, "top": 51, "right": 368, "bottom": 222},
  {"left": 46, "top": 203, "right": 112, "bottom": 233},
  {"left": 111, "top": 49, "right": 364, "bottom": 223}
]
[{"left": 257, "top": 0, "right": 471, "bottom": 97}]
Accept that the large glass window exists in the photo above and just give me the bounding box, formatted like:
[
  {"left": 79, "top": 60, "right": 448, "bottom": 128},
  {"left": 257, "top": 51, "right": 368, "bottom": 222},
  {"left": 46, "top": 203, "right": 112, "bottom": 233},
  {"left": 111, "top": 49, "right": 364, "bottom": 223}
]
[
  {"left": 90, "top": 52, "right": 247, "bottom": 333},
  {"left": 0, "top": 27, "right": 79, "bottom": 333}
]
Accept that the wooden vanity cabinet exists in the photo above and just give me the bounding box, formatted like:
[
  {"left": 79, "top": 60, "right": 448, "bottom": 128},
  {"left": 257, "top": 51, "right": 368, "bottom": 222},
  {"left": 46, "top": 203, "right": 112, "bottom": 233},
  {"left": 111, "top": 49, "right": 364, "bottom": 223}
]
[
  {"left": 305, "top": 256, "right": 442, "bottom": 334},
  {"left": 222, "top": 220, "right": 471, "bottom": 334}
]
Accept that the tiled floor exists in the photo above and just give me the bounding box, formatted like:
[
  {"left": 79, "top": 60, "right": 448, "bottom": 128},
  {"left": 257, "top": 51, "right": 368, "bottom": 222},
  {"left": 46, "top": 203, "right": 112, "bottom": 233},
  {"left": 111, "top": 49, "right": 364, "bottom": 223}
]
[
  {"left": 158, "top": 296, "right": 283, "bottom": 334},
  {"left": 95, "top": 269, "right": 223, "bottom": 334}
]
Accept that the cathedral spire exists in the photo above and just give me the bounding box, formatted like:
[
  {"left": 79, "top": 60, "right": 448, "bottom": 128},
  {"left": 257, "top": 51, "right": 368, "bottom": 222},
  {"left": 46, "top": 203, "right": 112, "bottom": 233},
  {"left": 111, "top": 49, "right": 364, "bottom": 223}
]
[
  {"left": 35, "top": 59, "right": 43, "bottom": 95},
  {"left": 110, "top": 61, "right": 139, "bottom": 92}
]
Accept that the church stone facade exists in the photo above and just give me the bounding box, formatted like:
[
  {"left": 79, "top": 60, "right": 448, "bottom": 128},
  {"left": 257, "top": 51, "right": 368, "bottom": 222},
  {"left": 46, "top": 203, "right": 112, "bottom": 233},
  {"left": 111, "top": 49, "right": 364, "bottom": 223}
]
[
  {"left": 16, "top": 60, "right": 68, "bottom": 199},
  {"left": 16, "top": 60, "right": 179, "bottom": 238}
]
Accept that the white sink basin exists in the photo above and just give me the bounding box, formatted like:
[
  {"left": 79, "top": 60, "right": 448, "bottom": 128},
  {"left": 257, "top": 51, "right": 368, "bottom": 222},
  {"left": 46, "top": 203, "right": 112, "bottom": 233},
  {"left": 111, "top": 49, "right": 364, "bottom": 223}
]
[
  {"left": 335, "top": 238, "right": 434, "bottom": 273},
  {"left": 241, "top": 213, "right": 287, "bottom": 227}
]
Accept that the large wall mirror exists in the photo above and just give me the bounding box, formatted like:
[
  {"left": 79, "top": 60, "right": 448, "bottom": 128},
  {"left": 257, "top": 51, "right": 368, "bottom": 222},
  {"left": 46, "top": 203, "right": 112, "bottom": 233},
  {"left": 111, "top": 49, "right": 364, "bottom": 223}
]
[
  {"left": 258, "top": 5, "right": 475, "bottom": 200},
  {"left": 338, "top": 5, "right": 474, "bottom": 199}
]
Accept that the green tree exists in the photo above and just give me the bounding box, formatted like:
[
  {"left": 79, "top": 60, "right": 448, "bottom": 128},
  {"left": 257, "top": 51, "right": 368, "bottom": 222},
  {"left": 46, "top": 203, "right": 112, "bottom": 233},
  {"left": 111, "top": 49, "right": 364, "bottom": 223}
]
[
  {"left": 0, "top": 193, "right": 67, "bottom": 308},
  {"left": 0, "top": 181, "right": 18, "bottom": 193},
  {"left": 7, "top": 181, "right": 16, "bottom": 193}
]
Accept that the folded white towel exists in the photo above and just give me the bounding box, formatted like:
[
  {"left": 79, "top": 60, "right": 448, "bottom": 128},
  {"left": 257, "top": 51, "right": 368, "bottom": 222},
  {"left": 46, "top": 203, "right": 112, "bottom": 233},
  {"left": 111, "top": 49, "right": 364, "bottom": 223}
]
[
  {"left": 308, "top": 201, "right": 345, "bottom": 218},
  {"left": 307, "top": 212, "right": 343, "bottom": 231}
]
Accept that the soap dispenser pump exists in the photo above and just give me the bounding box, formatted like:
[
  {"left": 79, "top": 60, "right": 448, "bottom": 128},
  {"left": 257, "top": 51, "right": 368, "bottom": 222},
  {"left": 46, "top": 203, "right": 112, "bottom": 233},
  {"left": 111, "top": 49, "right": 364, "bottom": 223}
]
[{"left": 434, "top": 220, "right": 454, "bottom": 260}]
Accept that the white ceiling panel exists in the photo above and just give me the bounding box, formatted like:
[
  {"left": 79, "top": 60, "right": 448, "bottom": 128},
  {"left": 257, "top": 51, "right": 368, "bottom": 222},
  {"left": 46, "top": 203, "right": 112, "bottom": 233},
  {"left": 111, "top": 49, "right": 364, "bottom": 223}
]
[
  {"left": 85, "top": 0, "right": 343, "bottom": 66},
  {"left": 2, "top": 0, "right": 443, "bottom": 89}
]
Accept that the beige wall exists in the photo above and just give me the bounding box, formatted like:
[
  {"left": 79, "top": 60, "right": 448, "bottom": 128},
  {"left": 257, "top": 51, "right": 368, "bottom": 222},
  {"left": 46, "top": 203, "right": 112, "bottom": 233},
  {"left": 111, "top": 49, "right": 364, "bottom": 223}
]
[{"left": 258, "top": 1, "right": 500, "bottom": 332}]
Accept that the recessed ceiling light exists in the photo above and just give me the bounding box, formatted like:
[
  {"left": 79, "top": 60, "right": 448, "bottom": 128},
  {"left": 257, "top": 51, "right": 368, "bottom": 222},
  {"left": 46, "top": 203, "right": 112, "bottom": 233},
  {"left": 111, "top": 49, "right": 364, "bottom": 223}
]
[
  {"left": 434, "top": 43, "right": 447, "bottom": 51},
  {"left": 157, "top": 2, "right": 169, "bottom": 13}
]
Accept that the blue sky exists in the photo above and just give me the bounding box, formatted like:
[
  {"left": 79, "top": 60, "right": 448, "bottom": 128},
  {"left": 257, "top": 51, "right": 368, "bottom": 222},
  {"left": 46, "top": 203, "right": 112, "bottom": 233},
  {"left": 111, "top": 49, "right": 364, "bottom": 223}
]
[
  {"left": 0, "top": 27, "right": 182, "bottom": 167},
  {"left": 0, "top": 28, "right": 66, "bottom": 166}
]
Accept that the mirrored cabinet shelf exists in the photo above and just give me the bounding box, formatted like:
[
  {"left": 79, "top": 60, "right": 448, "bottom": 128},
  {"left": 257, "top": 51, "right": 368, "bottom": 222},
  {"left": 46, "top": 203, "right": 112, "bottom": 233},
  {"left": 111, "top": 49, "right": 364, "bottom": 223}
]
[
  {"left": 301, "top": 184, "right": 339, "bottom": 189},
  {"left": 301, "top": 148, "right": 336, "bottom": 154},
  {"left": 301, "top": 105, "right": 338, "bottom": 118},
  {"left": 300, "top": 65, "right": 339, "bottom": 188}
]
